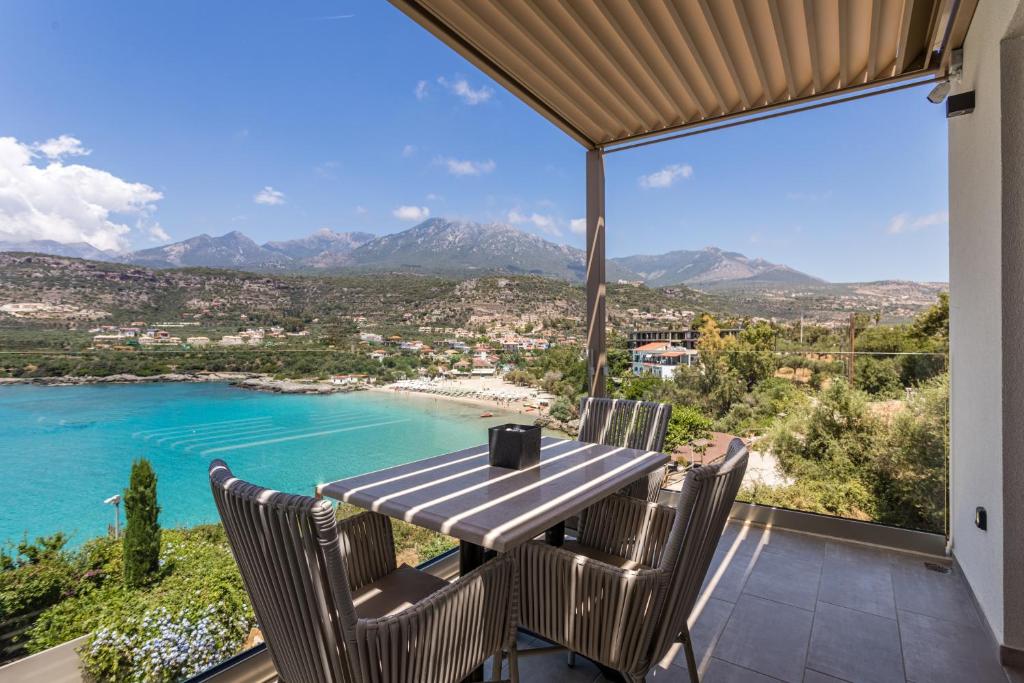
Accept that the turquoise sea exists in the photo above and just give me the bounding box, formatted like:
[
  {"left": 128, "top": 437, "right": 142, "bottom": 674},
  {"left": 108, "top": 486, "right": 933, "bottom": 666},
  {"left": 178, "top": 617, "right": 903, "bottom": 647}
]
[{"left": 0, "top": 383, "right": 519, "bottom": 546}]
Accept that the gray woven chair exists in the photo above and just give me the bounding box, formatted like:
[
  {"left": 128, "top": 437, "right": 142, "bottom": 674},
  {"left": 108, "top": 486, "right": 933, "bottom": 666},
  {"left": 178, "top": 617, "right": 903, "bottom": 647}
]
[
  {"left": 209, "top": 460, "right": 519, "bottom": 683},
  {"left": 517, "top": 439, "right": 748, "bottom": 683},
  {"left": 578, "top": 397, "right": 672, "bottom": 502}
]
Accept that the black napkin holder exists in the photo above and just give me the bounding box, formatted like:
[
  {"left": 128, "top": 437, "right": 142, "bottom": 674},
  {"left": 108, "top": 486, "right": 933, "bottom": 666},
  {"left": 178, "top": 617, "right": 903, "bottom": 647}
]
[{"left": 488, "top": 423, "right": 541, "bottom": 469}]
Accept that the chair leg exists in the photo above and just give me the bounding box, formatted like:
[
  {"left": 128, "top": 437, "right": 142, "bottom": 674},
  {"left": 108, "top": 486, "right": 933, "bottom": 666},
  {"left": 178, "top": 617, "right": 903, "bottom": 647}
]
[
  {"left": 489, "top": 648, "right": 502, "bottom": 681},
  {"left": 508, "top": 639, "right": 519, "bottom": 683},
  {"left": 679, "top": 625, "right": 700, "bottom": 683},
  {"left": 567, "top": 650, "right": 576, "bottom": 667}
]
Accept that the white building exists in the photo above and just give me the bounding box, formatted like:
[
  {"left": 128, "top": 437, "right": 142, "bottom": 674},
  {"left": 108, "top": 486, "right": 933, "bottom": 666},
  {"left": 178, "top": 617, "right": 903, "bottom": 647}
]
[{"left": 630, "top": 342, "right": 699, "bottom": 380}]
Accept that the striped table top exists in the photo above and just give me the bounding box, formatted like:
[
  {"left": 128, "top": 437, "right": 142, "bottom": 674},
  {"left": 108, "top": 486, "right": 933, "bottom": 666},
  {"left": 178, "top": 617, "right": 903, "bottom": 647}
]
[{"left": 317, "top": 436, "right": 669, "bottom": 553}]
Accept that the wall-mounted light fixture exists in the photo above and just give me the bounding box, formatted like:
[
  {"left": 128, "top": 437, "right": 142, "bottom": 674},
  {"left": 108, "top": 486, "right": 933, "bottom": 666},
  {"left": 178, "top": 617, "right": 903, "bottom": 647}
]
[{"left": 927, "top": 47, "right": 965, "bottom": 106}]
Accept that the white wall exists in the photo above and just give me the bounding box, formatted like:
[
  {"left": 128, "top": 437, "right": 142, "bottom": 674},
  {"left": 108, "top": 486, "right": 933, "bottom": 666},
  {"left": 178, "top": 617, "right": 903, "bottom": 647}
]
[{"left": 949, "top": 0, "right": 1024, "bottom": 647}]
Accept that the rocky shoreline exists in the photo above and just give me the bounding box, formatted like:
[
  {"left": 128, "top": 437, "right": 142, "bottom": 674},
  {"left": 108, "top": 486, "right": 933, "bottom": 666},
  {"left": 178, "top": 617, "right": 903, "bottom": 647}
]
[{"left": 0, "top": 372, "right": 365, "bottom": 395}]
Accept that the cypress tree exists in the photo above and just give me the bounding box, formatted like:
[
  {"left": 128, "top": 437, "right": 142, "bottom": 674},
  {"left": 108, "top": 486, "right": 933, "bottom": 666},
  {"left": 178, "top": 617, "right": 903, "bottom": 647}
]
[{"left": 123, "top": 458, "right": 161, "bottom": 587}]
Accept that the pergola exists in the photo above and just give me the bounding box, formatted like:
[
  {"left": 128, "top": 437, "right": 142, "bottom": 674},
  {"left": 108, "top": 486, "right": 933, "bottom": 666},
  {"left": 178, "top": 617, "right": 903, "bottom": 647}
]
[{"left": 390, "top": 0, "right": 977, "bottom": 396}]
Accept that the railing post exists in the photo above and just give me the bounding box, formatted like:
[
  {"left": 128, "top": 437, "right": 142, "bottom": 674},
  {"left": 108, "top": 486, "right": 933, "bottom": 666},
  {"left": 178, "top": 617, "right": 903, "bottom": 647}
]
[{"left": 586, "top": 148, "right": 607, "bottom": 397}]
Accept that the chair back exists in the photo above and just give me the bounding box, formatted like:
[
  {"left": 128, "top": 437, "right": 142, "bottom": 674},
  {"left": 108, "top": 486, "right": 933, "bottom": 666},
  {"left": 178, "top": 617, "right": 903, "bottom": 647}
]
[
  {"left": 577, "top": 397, "right": 672, "bottom": 452},
  {"left": 209, "top": 460, "right": 359, "bottom": 683},
  {"left": 578, "top": 398, "right": 672, "bottom": 501},
  {"left": 648, "top": 439, "right": 749, "bottom": 662}
]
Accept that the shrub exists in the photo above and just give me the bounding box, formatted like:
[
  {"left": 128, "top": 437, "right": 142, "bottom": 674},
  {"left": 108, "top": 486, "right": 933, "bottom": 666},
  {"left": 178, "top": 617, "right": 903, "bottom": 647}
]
[
  {"left": 27, "top": 527, "right": 256, "bottom": 682},
  {"left": 855, "top": 357, "right": 904, "bottom": 398},
  {"left": 0, "top": 534, "right": 79, "bottom": 629},
  {"left": 664, "top": 405, "right": 713, "bottom": 450},
  {"left": 123, "top": 459, "right": 161, "bottom": 588},
  {"left": 548, "top": 397, "right": 574, "bottom": 422},
  {"left": 873, "top": 373, "right": 949, "bottom": 532}
]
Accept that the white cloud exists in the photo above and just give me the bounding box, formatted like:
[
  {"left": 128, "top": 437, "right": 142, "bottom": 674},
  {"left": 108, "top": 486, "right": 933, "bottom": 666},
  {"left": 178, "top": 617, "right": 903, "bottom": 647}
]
[
  {"left": 638, "top": 163, "right": 694, "bottom": 189},
  {"left": 355, "top": 205, "right": 368, "bottom": 215},
  {"left": 886, "top": 210, "right": 948, "bottom": 234},
  {"left": 253, "top": 186, "right": 285, "bottom": 205},
  {"left": 569, "top": 217, "right": 586, "bottom": 235},
  {"left": 437, "top": 76, "right": 493, "bottom": 105},
  {"left": 508, "top": 210, "right": 560, "bottom": 236},
  {"left": 147, "top": 224, "right": 171, "bottom": 242},
  {"left": 401, "top": 144, "right": 416, "bottom": 158},
  {"left": 0, "top": 135, "right": 163, "bottom": 252},
  {"left": 414, "top": 80, "right": 429, "bottom": 100},
  {"left": 32, "top": 135, "right": 91, "bottom": 159},
  {"left": 393, "top": 205, "right": 430, "bottom": 221},
  {"left": 438, "top": 157, "right": 495, "bottom": 176},
  {"left": 426, "top": 192, "right": 442, "bottom": 201}
]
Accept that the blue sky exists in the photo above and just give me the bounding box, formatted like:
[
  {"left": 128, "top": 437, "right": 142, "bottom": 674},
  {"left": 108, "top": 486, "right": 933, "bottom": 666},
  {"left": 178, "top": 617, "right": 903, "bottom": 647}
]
[{"left": 0, "top": 1, "right": 949, "bottom": 282}]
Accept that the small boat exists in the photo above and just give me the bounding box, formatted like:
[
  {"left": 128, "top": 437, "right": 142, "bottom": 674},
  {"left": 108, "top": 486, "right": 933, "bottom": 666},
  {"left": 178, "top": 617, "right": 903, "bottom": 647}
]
[{"left": 479, "top": 411, "right": 494, "bottom": 418}]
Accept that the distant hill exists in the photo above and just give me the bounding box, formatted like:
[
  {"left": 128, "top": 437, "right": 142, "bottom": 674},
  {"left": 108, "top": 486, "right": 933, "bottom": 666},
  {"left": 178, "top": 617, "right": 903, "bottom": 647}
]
[
  {"left": 0, "top": 239, "right": 120, "bottom": 262},
  {"left": 125, "top": 231, "right": 294, "bottom": 270},
  {"left": 610, "top": 247, "right": 824, "bottom": 288},
  {"left": 96, "top": 218, "right": 632, "bottom": 282},
  {"left": 344, "top": 218, "right": 635, "bottom": 281},
  {"left": 264, "top": 228, "right": 375, "bottom": 267},
  {"left": 0, "top": 219, "right": 850, "bottom": 289},
  {"left": 0, "top": 251, "right": 713, "bottom": 327}
]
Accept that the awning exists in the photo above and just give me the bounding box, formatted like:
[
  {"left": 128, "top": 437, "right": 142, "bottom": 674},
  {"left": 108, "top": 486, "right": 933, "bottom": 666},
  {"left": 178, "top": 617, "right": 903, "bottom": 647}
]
[{"left": 390, "top": 0, "right": 978, "bottom": 148}]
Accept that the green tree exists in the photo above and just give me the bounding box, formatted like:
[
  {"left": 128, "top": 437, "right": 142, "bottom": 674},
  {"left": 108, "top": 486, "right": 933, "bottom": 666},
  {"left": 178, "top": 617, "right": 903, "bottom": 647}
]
[
  {"left": 723, "top": 323, "right": 778, "bottom": 390},
  {"left": 123, "top": 459, "right": 161, "bottom": 588},
  {"left": 664, "top": 405, "right": 713, "bottom": 450},
  {"left": 855, "top": 357, "right": 904, "bottom": 398},
  {"left": 874, "top": 373, "right": 949, "bottom": 532},
  {"left": 912, "top": 292, "right": 949, "bottom": 342}
]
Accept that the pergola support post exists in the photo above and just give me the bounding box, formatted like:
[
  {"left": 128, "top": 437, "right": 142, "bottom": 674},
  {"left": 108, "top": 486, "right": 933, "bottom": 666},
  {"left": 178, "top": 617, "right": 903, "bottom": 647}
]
[{"left": 585, "top": 148, "right": 607, "bottom": 397}]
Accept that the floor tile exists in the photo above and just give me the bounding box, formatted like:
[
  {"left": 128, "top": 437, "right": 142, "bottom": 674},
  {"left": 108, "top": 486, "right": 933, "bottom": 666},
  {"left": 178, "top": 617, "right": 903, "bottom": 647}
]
[
  {"left": 503, "top": 648, "right": 602, "bottom": 682},
  {"left": 802, "top": 670, "right": 849, "bottom": 682},
  {"left": 657, "top": 596, "right": 735, "bottom": 672},
  {"left": 717, "top": 522, "right": 767, "bottom": 557},
  {"left": 899, "top": 609, "right": 1007, "bottom": 683},
  {"left": 702, "top": 548, "right": 757, "bottom": 603},
  {"left": 760, "top": 528, "right": 827, "bottom": 565},
  {"left": 806, "top": 601, "right": 904, "bottom": 683},
  {"left": 743, "top": 550, "right": 822, "bottom": 610},
  {"left": 703, "top": 658, "right": 785, "bottom": 682},
  {"left": 817, "top": 543, "right": 896, "bottom": 618},
  {"left": 890, "top": 555, "right": 981, "bottom": 626},
  {"left": 714, "top": 594, "right": 814, "bottom": 683}
]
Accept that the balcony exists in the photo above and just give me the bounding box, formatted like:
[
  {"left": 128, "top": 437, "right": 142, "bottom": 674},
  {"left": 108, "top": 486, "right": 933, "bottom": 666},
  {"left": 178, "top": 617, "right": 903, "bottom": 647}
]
[{"left": 157, "top": 514, "right": 1006, "bottom": 683}]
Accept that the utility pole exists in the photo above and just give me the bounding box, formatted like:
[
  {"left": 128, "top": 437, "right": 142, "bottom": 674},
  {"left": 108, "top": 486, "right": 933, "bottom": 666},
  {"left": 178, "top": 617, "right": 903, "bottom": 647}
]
[
  {"left": 799, "top": 314, "right": 804, "bottom": 345},
  {"left": 847, "top": 313, "right": 856, "bottom": 384}
]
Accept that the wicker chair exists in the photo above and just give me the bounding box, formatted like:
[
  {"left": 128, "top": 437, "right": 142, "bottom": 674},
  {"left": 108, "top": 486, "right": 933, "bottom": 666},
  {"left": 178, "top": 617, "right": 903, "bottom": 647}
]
[
  {"left": 577, "top": 397, "right": 672, "bottom": 502},
  {"left": 517, "top": 439, "right": 748, "bottom": 683},
  {"left": 209, "top": 460, "right": 519, "bottom": 683}
]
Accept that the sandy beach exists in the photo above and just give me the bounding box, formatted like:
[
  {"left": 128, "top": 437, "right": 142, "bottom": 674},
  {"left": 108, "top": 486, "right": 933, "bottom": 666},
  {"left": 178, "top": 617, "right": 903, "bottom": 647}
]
[{"left": 374, "top": 376, "right": 551, "bottom": 417}]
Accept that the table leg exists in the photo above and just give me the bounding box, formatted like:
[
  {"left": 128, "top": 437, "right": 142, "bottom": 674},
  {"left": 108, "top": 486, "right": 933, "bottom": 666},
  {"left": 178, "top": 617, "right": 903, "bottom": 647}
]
[
  {"left": 459, "top": 539, "right": 486, "bottom": 576},
  {"left": 459, "top": 540, "right": 495, "bottom": 682},
  {"left": 544, "top": 521, "right": 565, "bottom": 547}
]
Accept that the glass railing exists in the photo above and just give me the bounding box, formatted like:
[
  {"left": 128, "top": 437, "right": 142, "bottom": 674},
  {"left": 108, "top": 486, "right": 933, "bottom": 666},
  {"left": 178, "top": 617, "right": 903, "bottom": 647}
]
[
  {"left": 611, "top": 318, "right": 950, "bottom": 537},
  {"left": 656, "top": 347, "right": 948, "bottom": 536},
  {"left": 0, "top": 347, "right": 507, "bottom": 681},
  {"left": 0, "top": 321, "right": 951, "bottom": 681}
]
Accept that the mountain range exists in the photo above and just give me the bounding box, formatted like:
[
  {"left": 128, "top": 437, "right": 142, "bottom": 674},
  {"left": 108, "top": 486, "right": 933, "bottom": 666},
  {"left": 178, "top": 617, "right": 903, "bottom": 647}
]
[{"left": 0, "top": 218, "right": 824, "bottom": 288}]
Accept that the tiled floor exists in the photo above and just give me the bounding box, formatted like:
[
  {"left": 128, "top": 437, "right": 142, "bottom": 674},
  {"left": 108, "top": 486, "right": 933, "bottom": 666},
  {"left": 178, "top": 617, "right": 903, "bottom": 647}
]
[{"left": 496, "top": 521, "right": 1010, "bottom": 683}]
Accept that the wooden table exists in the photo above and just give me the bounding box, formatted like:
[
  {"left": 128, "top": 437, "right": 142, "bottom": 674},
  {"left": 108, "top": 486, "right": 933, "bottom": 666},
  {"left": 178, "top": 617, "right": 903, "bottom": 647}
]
[{"left": 317, "top": 435, "right": 669, "bottom": 681}]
